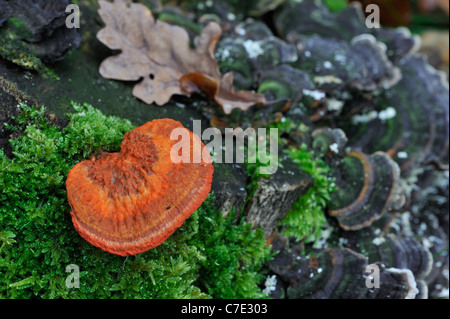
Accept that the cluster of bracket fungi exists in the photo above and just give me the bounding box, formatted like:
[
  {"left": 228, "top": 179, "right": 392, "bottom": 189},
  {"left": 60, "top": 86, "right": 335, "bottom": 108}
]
[
  {"left": 266, "top": 1, "right": 447, "bottom": 299},
  {"left": 153, "top": 0, "right": 448, "bottom": 299}
]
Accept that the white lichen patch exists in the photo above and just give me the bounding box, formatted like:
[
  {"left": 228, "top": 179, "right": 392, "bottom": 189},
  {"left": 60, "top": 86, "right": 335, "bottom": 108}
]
[
  {"left": 338, "top": 237, "right": 348, "bottom": 248},
  {"left": 314, "top": 75, "right": 343, "bottom": 85},
  {"left": 227, "top": 13, "right": 236, "bottom": 21},
  {"left": 327, "top": 99, "right": 344, "bottom": 113},
  {"left": 397, "top": 151, "right": 408, "bottom": 159},
  {"left": 378, "top": 107, "right": 397, "bottom": 121},
  {"left": 372, "top": 237, "right": 386, "bottom": 246},
  {"left": 351, "top": 107, "right": 397, "bottom": 125},
  {"left": 262, "top": 275, "right": 277, "bottom": 296},
  {"left": 323, "top": 61, "right": 333, "bottom": 69},
  {"left": 329, "top": 143, "right": 339, "bottom": 154},
  {"left": 303, "top": 89, "right": 326, "bottom": 100},
  {"left": 334, "top": 53, "right": 347, "bottom": 64},
  {"left": 312, "top": 222, "right": 333, "bottom": 249},
  {"left": 242, "top": 39, "right": 264, "bottom": 59},
  {"left": 351, "top": 110, "right": 378, "bottom": 124},
  {"left": 215, "top": 46, "right": 232, "bottom": 62},
  {"left": 236, "top": 27, "right": 246, "bottom": 36}
]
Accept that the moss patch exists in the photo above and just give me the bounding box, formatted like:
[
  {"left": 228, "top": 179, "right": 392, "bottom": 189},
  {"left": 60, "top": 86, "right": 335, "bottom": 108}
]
[
  {"left": 280, "top": 145, "right": 335, "bottom": 243},
  {"left": 0, "top": 102, "right": 271, "bottom": 298}
]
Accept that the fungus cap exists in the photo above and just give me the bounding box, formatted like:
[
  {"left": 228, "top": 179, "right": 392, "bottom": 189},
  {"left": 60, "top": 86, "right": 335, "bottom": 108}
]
[
  {"left": 66, "top": 118, "right": 214, "bottom": 256},
  {"left": 328, "top": 151, "right": 404, "bottom": 230}
]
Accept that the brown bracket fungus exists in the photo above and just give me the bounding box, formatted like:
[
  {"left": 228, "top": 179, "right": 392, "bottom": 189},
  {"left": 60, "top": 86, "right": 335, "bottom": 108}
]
[
  {"left": 275, "top": 0, "right": 420, "bottom": 63},
  {"left": 345, "top": 54, "right": 449, "bottom": 177},
  {"left": 268, "top": 245, "right": 419, "bottom": 299},
  {"left": 66, "top": 119, "right": 214, "bottom": 256},
  {"left": 328, "top": 151, "right": 405, "bottom": 230}
]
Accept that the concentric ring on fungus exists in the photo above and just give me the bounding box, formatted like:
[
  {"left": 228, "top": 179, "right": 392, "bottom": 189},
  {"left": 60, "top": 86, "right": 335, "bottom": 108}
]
[
  {"left": 66, "top": 119, "right": 214, "bottom": 256},
  {"left": 328, "top": 151, "right": 403, "bottom": 230}
]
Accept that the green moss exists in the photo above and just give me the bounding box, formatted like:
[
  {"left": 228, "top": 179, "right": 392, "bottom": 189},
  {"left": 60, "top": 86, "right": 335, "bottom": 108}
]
[
  {"left": 193, "top": 201, "right": 272, "bottom": 299},
  {"left": 63, "top": 102, "right": 135, "bottom": 159},
  {"left": 244, "top": 128, "right": 283, "bottom": 202},
  {"left": 280, "top": 145, "right": 335, "bottom": 243},
  {"left": 322, "top": 0, "right": 348, "bottom": 12},
  {"left": 244, "top": 119, "right": 331, "bottom": 244},
  {"left": 7, "top": 17, "right": 33, "bottom": 41},
  {"left": 0, "top": 102, "right": 270, "bottom": 298}
]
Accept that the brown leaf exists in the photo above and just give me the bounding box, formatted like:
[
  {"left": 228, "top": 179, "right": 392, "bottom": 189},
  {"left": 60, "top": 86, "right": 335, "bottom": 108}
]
[
  {"left": 97, "top": 0, "right": 266, "bottom": 113},
  {"left": 180, "top": 72, "right": 267, "bottom": 114}
]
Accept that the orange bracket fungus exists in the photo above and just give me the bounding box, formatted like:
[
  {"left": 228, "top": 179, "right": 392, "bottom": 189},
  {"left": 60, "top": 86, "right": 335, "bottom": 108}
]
[{"left": 66, "top": 119, "right": 214, "bottom": 256}]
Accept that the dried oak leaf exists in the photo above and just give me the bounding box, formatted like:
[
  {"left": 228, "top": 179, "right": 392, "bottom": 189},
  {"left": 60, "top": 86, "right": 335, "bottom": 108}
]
[{"left": 97, "top": 0, "right": 266, "bottom": 114}]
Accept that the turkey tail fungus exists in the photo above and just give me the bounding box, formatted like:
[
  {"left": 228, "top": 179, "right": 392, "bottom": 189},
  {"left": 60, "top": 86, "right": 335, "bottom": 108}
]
[{"left": 66, "top": 119, "right": 214, "bottom": 256}]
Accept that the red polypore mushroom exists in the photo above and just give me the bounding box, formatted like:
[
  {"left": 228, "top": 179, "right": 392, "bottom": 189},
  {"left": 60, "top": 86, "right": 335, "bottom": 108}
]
[{"left": 66, "top": 119, "right": 214, "bottom": 256}]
